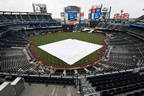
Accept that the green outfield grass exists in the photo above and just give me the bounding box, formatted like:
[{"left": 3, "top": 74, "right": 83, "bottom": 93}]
[{"left": 28, "top": 32, "right": 105, "bottom": 66}]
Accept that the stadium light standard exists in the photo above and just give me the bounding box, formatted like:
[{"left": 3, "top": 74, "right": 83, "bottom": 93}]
[
  {"left": 120, "top": 10, "right": 124, "bottom": 17},
  {"left": 120, "top": 10, "right": 124, "bottom": 23},
  {"left": 142, "top": 9, "right": 144, "bottom": 13}
]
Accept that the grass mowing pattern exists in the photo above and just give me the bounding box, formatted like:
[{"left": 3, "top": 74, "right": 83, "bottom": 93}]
[{"left": 28, "top": 32, "right": 105, "bottom": 66}]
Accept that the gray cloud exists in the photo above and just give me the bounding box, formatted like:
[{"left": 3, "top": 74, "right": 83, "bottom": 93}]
[{"left": 0, "top": 0, "right": 143, "bottom": 18}]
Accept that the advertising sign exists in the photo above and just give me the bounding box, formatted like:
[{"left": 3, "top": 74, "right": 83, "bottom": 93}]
[
  {"left": 80, "top": 20, "right": 84, "bottom": 24},
  {"left": 114, "top": 13, "right": 129, "bottom": 19},
  {"left": 34, "top": 5, "right": 40, "bottom": 12},
  {"left": 61, "top": 12, "right": 65, "bottom": 17},
  {"left": 96, "top": 8, "right": 101, "bottom": 13},
  {"left": 91, "top": 8, "right": 96, "bottom": 13},
  {"left": 114, "top": 13, "right": 121, "bottom": 19},
  {"left": 68, "top": 20, "right": 77, "bottom": 24},
  {"left": 105, "top": 12, "right": 110, "bottom": 19},
  {"left": 88, "top": 13, "right": 92, "bottom": 19},
  {"left": 64, "top": 6, "right": 81, "bottom": 25},
  {"left": 33, "top": 3, "right": 47, "bottom": 13},
  {"left": 68, "top": 13, "right": 75, "bottom": 20},
  {"left": 66, "top": 10, "right": 79, "bottom": 13},
  {"left": 94, "top": 12, "right": 101, "bottom": 19},
  {"left": 102, "top": 7, "right": 108, "bottom": 12},
  {"left": 80, "top": 12, "right": 84, "bottom": 17},
  {"left": 122, "top": 13, "right": 129, "bottom": 19}
]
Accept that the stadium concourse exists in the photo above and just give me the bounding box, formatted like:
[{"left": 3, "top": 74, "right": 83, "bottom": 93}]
[{"left": 0, "top": 10, "right": 144, "bottom": 96}]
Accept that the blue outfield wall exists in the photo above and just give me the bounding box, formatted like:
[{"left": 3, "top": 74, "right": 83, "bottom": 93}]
[
  {"left": 0, "top": 21, "right": 58, "bottom": 28},
  {"left": 0, "top": 24, "right": 9, "bottom": 27},
  {"left": 127, "top": 23, "right": 144, "bottom": 28},
  {"left": 19, "top": 21, "right": 58, "bottom": 25}
]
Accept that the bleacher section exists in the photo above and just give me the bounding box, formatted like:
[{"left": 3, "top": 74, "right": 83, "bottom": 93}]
[
  {"left": 0, "top": 11, "right": 61, "bottom": 31},
  {"left": 0, "top": 31, "right": 29, "bottom": 47},
  {"left": 132, "top": 15, "right": 144, "bottom": 26},
  {"left": 0, "top": 11, "right": 54, "bottom": 23},
  {"left": 0, "top": 48, "right": 34, "bottom": 73}
]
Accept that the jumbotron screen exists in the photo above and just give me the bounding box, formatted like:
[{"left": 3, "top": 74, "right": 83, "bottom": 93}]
[{"left": 68, "top": 12, "right": 78, "bottom": 20}]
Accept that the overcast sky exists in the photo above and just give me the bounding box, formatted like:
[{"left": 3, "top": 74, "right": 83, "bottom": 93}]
[{"left": 0, "top": 0, "right": 143, "bottom": 18}]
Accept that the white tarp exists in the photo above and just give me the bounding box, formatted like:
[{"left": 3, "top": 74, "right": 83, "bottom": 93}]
[{"left": 38, "top": 39, "right": 102, "bottom": 65}]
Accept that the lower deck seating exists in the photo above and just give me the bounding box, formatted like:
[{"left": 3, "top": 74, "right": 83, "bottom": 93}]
[
  {"left": 87, "top": 71, "right": 144, "bottom": 96},
  {"left": 52, "top": 70, "right": 64, "bottom": 75},
  {"left": 0, "top": 48, "right": 34, "bottom": 73},
  {"left": 127, "top": 90, "right": 144, "bottom": 96},
  {"left": 77, "top": 69, "right": 87, "bottom": 74},
  {"left": 23, "top": 76, "right": 75, "bottom": 85},
  {"left": 95, "top": 32, "right": 144, "bottom": 73},
  {"left": 0, "top": 31, "right": 29, "bottom": 47},
  {"left": 66, "top": 70, "right": 75, "bottom": 76},
  {"left": 86, "top": 66, "right": 96, "bottom": 72}
]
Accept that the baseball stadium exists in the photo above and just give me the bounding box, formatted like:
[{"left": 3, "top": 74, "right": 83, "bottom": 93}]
[{"left": 0, "top": 0, "right": 144, "bottom": 96}]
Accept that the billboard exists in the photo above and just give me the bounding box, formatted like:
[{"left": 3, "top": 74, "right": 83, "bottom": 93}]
[
  {"left": 94, "top": 12, "right": 101, "bottom": 19},
  {"left": 65, "top": 6, "right": 80, "bottom": 11},
  {"left": 114, "top": 13, "right": 129, "bottom": 19},
  {"left": 96, "top": 8, "right": 101, "bottom": 13},
  {"left": 105, "top": 12, "right": 110, "bottom": 19},
  {"left": 88, "top": 13, "right": 92, "bottom": 20},
  {"left": 33, "top": 3, "right": 47, "bottom": 13},
  {"left": 61, "top": 12, "right": 65, "bottom": 24},
  {"left": 68, "top": 13, "right": 75, "bottom": 20},
  {"left": 121, "top": 13, "right": 130, "bottom": 19},
  {"left": 61, "top": 12, "right": 65, "bottom": 17},
  {"left": 114, "top": 13, "right": 121, "bottom": 19},
  {"left": 68, "top": 20, "right": 77, "bottom": 24},
  {"left": 102, "top": 7, "right": 108, "bottom": 12},
  {"left": 65, "top": 6, "right": 80, "bottom": 13},
  {"left": 64, "top": 6, "right": 81, "bottom": 24},
  {"left": 80, "top": 12, "right": 84, "bottom": 24},
  {"left": 91, "top": 8, "right": 96, "bottom": 13},
  {"left": 66, "top": 10, "right": 79, "bottom": 13},
  {"left": 80, "top": 12, "right": 84, "bottom": 17},
  {"left": 80, "top": 20, "right": 84, "bottom": 24}
]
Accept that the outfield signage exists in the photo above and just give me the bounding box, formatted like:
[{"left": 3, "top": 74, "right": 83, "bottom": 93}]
[
  {"left": 94, "top": 12, "right": 101, "bottom": 19},
  {"left": 19, "top": 21, "right": 57, "bottom": 25},
  {"left": 66, "top": 10, "right": 79, "bottom": 13},
  {"left": 121, "top": 13, "right": 130, "bottom": 19},
  {"left": 91, "top": 8, "right": 96, "bottom": 13},
  {"left": 114, "top": 13, "right": 129, "bottom": 19},
  {"left": 68, "top": 20, "right": 77, "bottom": 24},
  {"left": 105, "top": 12, "right": 110, "bottom": 19},
  {"left": 0, "top": 24, "right": 9, "bottom": 27},
  {"left": 68, "top": 13, "right": 75, "bottom": 20},
  {"left": 114, "top": 13, "right": 121, "bottom": 19},
  {"left": 96, "top": 8, "right": 101, "bottom": 13},
  {"left": 80, "top": 20, "right": 84, "bottom": 24}
]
